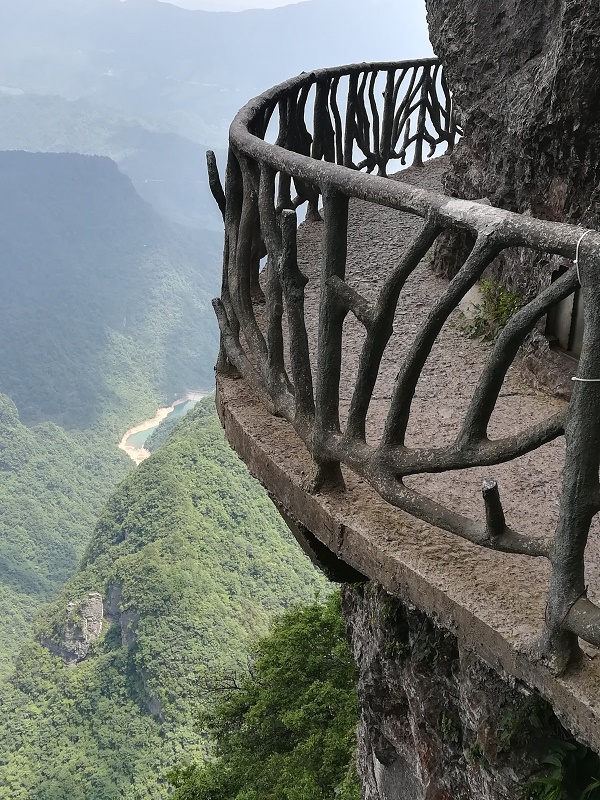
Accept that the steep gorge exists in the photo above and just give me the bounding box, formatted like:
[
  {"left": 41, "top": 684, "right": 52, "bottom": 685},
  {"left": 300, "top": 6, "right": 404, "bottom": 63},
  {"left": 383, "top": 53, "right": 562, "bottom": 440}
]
[
  {"left": 0, "top": 401, "right": 328, "bottom": 799},
  {"left": 0, "top": 149, "right": 219, "bottom": 674}
]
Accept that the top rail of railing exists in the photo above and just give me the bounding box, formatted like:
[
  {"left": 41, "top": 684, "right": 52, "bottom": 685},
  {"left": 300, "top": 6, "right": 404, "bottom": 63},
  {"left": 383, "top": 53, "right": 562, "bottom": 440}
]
[{"left": 208, "top": 58, "right": 600, "bottom": 673}]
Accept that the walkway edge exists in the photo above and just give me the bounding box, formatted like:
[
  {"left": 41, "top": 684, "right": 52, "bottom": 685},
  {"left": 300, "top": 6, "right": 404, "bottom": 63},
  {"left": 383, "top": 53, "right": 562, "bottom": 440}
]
[{"left": 217, "top": 372, "right": 600, "bottom": 753}]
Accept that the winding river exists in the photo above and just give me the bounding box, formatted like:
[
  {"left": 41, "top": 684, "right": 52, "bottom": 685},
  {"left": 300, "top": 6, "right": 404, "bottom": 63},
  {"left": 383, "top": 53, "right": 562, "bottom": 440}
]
[{"left": 118, "top": 391, "right": 208, "bottom": 464}]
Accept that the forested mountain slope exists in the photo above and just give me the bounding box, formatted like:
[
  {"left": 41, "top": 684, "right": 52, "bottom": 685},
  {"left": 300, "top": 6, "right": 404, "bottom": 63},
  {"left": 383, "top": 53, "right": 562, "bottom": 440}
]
[
  {"left": 0, "top": 93, "right": 223, "bottom": 230},
  {"left": 0, "top": 150, "right": 219, "bottom": 430},
  {"left": 0, "top": 394, "right": 130, "bottom": 679},
  {"left": 0, "top": 400, "right": 328, "bottom": 800},
  {"left": 0, "top": 150, "right": 220, "bottom": 674},
  {"left": 169, "top": 592, "right": 361, "bottom": 800}
]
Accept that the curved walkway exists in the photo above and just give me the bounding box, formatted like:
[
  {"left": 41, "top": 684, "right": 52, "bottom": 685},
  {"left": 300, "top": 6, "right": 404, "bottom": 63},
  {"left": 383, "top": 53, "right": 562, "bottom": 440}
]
[{"left": 216, "top": 158, "right": 600, "bottom": 751}]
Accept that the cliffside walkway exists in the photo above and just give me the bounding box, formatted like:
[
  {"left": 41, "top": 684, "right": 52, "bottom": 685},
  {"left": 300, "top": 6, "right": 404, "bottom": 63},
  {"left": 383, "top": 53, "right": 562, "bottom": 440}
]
[{"left": 211, "top": 59, "right": 600, "bottom": 751}]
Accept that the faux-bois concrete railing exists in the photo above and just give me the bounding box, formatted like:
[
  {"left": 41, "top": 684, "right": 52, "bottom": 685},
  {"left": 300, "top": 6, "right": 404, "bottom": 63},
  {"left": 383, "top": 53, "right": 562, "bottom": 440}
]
[{"left": 207, "top": 58, "right": 600, "bottom": 673}]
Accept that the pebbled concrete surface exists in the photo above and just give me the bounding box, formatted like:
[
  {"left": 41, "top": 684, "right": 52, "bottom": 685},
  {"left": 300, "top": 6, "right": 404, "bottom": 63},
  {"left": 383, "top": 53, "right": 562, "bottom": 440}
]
[{"left": 216, "top": 157, "right": 600, "bottom": 752}]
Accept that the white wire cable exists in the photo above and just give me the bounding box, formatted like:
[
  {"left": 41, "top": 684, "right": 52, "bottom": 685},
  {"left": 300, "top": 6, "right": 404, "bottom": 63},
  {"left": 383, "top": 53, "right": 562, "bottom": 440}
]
[{"left": 574, "top": 228, "right": 593, "bottom": 286}]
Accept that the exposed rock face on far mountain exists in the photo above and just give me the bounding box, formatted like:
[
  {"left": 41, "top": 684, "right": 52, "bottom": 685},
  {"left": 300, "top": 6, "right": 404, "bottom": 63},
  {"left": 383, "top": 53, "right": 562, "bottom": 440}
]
[
  {"left": 41, "top": 592, "right": 103, "bottom": 665},
  {"left": 426, "top": 0, "right": 600, "bottom": 293}
]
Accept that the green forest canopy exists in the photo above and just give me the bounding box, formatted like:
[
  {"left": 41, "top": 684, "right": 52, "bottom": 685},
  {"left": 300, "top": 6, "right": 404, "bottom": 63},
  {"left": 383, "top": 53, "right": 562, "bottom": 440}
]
[
  {"left": 169, "top": 592, "right": 360, "bottom": 800},
  {"left": 0, "top": 401, "right": 330, "bottom": 800},
  {"left": 0, "top": 149, "right": 220, "bottom": 674}
]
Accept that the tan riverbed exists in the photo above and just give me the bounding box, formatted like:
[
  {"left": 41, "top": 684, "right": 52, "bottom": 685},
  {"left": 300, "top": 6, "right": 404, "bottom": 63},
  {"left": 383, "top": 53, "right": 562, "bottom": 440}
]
[{"left": 118, "top": 391, "right": 208, "bottom": 465}]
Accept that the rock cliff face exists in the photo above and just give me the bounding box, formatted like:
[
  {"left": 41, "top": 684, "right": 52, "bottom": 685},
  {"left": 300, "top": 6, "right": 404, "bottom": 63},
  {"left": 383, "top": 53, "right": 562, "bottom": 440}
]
[
  {"left": 342, "top": 583, "right": 581, "bottom": 800},
  {"left": 426, "top": 0, "right": 600, "bottom": 293},
  {"left": 41, "top": 591, "right": 103, "bottom": 665},
  {"left": 41, "top": 584, "right": 165, "bottom": 719}
]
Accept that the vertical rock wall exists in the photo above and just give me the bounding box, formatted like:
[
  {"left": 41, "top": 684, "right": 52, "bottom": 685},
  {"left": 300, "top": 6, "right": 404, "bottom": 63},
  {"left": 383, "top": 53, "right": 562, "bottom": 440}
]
[
  {"left": 40, "top": 591, "right": 104, "bottom": 665},
  {"left": 341, "top": 583, "right": 584, "bottom": 800},
  {"left": 425, "top": 0, "right": 600, "bottom": 293}
]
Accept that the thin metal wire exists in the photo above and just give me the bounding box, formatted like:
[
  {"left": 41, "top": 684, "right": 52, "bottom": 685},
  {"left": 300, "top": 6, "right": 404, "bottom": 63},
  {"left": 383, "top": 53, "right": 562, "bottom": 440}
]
[{"left": 575, "top": 228, "right": 593, "bottom": 286}]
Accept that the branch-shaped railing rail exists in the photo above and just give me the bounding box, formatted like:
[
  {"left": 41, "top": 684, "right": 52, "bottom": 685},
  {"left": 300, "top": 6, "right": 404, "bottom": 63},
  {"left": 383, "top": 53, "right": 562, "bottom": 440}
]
[{"left": 208, "top": 59, "right": 600, "bottom": 672}]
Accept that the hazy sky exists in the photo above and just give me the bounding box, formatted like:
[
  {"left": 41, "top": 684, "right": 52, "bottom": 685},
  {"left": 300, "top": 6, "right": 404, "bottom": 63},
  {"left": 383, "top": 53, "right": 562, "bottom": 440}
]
[{"left": 156, "top": 0, "right": 307, "bottom": 9}]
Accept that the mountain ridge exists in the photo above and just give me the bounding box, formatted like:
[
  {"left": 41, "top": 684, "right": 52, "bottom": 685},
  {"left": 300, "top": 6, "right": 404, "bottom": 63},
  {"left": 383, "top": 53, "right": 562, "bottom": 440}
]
[{"left": 0, "top": 149, "right": 219, "bottom": 430}]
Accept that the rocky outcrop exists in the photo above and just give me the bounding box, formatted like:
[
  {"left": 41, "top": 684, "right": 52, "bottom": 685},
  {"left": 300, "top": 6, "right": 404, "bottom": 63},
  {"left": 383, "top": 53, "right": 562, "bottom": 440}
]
[
  {"left": 41, "top": 592, "right": 103, "bottom": 665},
  {"left": 342, "top": 582, "right": 586, "bottom": 800},
  {"left": 119, "top": 608, "right": 140, "bottom": 648},
  {"left": 426, "top": 0, "right": 600, "bottom": 292},
  {"left": 42, "top": 583, "right": 164, "bottom": 720}
]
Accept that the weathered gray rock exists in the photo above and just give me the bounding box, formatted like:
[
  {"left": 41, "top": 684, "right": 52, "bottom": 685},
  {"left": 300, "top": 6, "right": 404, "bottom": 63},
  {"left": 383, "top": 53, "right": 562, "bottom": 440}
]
[
  {"left": 119, "top": 607, "right": 140, "bottom": 648},
  {"left": 342, "top": 582, "right": 582, "bottom": 800},
  {"left": 41, "top": 591, "right": 103, "bottom": 665},
  {"left": 426, "top": 0, "right": 600, "bottom": 292},
  {"left": 103, "top": 584, "right": 122, "bottom": 620}
]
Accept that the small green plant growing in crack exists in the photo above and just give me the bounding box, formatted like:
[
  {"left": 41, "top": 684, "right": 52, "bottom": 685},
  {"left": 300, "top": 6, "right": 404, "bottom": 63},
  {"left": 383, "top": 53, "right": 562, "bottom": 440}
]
[
  {"left": 441, "top": 712, "right": 460, "bottom": 745},
  {"left": 521, "top": 741, "right": 600, "bottom": 800},
  {"left": 456, "top": 278, "right": 524, "bottom": 342},
  {"left": 466, "top": 741, "right": 485, "bottom": 765},
  {"left": 384, "top": 639, "right": 410, "bottom": 660}
]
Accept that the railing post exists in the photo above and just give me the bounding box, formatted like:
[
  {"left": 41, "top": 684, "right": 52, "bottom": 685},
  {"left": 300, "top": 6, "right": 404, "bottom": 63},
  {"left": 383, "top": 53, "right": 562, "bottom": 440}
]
[
  {"left": 215, "top": 150, "right": 243, "bottom": 377},
  {"left": 343, "top": 73, "right": 358, "bottom": 168},
  {"left": 412, "top": 66, "right": 429, "bottom": 168},
  {"left": 258, "top": 166, "right": 290, "bottom": 410},
  {"left": 280, "top": 210, "right": 315, "bottom": 438},
  {"left": 378, "top": 69, "right": 395, "bottom": 176},
  {"left": 311, "top": 187, "right": 349, "bottom": 491},
  {"left": 229, "top": 154, "right": 268, "bottom": 366},
  {"left": 329, "top": 77, "right": 344, "bottom": 166},
  {"left": 441, "top": 69, "right": 457, "bottom": 154},
  {"left": 541, "top": 248, "right": 600, "bottom": 672},
  {"left": 275, "top": 98, "right": 295, "bottom": 212}
]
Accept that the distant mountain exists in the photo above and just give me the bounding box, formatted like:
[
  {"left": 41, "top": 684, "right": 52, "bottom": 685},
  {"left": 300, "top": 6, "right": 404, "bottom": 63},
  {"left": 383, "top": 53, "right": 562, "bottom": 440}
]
[
  {"left": 0, "top": 92, "right": 224, "bottom": 230},
  {"left": 0, "top": 150, "right": 220, "bottom": 430},
  {"left": 0, "top": 0, "right": 432, "bottom": 142},
  {"left": 0, "top": 0, "right": 430, "bottom": 251},
  {"left": 0, "top": 401, "right": 328, "bottom": 799}
]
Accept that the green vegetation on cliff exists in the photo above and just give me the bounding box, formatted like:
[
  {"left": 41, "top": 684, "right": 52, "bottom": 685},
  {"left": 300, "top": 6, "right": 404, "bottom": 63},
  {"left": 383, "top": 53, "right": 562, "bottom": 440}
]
[
  {"left": 0, "top": 401, "right": 329, "bottom": 799},
  {"left": 169, "top": 592, "right": 360, "bottom": 800},
  {"left": 0, "top": 393, "right": 130, "bottom": 678}
]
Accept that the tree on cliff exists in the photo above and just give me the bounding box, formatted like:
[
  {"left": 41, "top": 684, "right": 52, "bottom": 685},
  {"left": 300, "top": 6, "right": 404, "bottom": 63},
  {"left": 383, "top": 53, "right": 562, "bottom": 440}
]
[
  {"left": 168, "top": 593, "right": 361, "bottom": 800},
  {"left": 426, "top": 0, "right": 600, "bottom": 292}
]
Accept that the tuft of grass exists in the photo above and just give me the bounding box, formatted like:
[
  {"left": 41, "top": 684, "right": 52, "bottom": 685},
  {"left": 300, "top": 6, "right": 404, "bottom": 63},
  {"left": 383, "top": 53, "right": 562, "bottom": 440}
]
[{"left": 457, "top": 278, "right": 524, "bottom": 342}]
